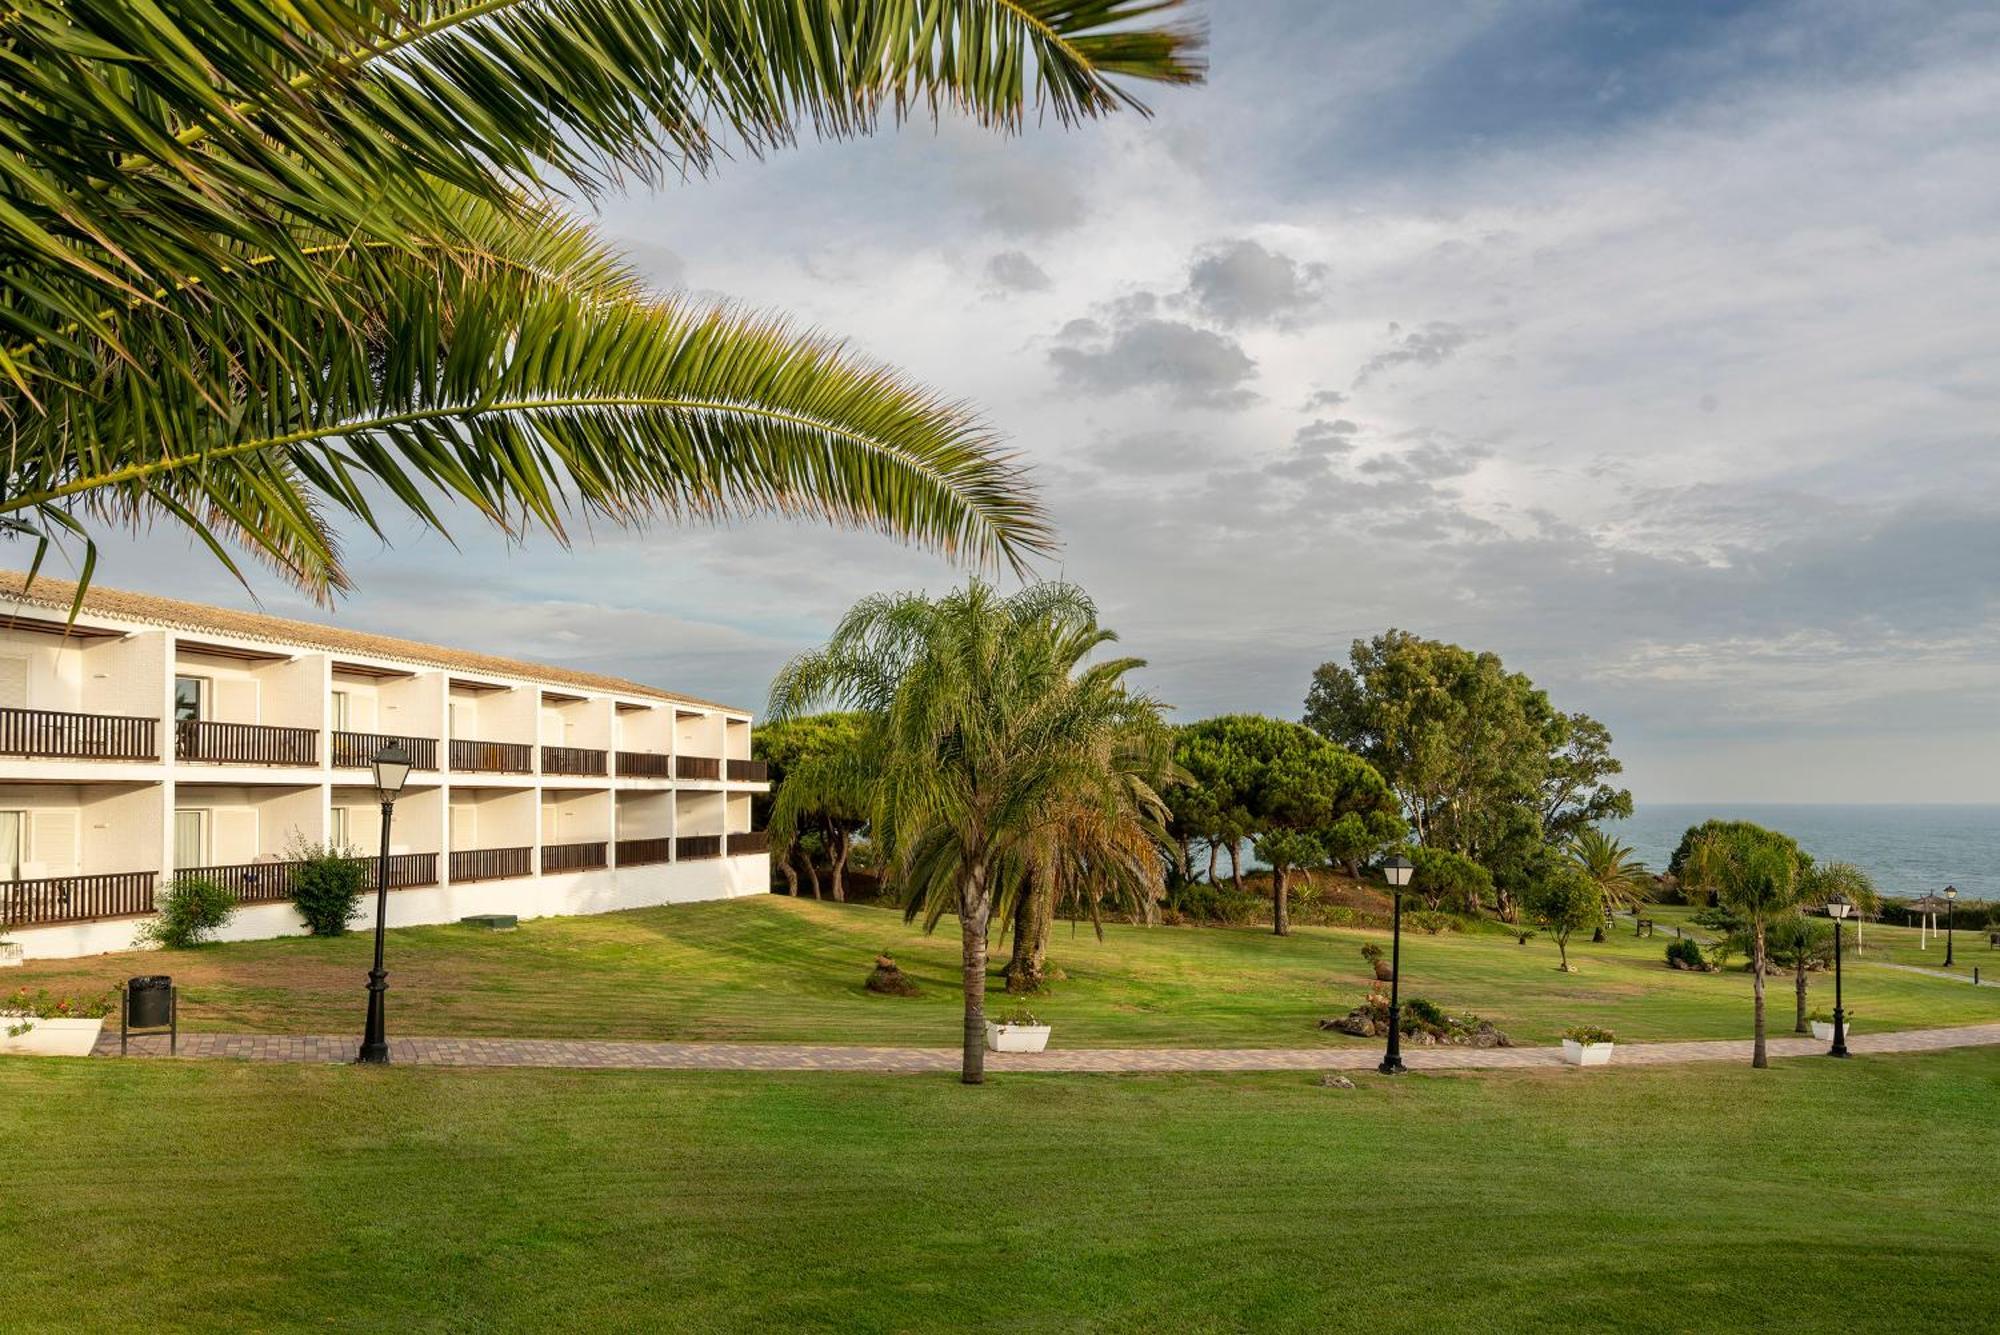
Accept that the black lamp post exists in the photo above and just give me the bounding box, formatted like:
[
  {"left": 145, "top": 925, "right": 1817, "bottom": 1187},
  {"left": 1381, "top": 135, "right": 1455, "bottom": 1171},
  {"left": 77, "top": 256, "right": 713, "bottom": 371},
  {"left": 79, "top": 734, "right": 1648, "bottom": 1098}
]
[
  {"left": 1378, "top": 853, "right": 1415, "bottom": 1076},
  {"left": 1943, "top": 884, "right": 1957, "bottom": 968},
  {"left": 1824, "top": 890, "right": 1851, "bottom": 1058},
  {"left": 357, "top": 739, "right": 413, "bottom": 1065}
]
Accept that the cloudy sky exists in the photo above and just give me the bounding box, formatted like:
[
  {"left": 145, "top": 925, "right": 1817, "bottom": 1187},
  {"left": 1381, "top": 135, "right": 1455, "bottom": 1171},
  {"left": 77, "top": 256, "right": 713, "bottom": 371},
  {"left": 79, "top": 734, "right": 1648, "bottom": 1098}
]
[{"left": 49, "top": 0, "right": 2000, "bottom": 803}]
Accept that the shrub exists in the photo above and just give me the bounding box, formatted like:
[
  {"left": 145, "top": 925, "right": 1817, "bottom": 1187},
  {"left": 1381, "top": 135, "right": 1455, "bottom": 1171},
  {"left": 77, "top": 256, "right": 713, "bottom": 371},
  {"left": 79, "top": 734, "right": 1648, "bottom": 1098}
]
[
  {"left": 1410, "top": 846, "right": 1493, "bottom": 913},
  {"left": 1665, "top": 936, "right": 1706, "bottom": 971},
  {"left": 3, "top": 986, "right": 117, "bottom": 1019},
  {"left": 137, "top": 875, "right": 235, "bottom": 949},
  {"left": 1406, "top": 910, "right": 1458, "bottom": 935},
  {"left": 1359, "top": 943, "right": 1384, "bottom": 964},
  {"left": 1511, "top": 925, "right": 1537, "bottom": 945},
  {"left": 289, "top": 840, "right": 371, "bottom": 937},
  {"left": 1564, "top": 1024, "right": 1616, "bottom": 1045},
  {"left": 1402, "top": 997, "right": 1449, "bottom": 1028}
]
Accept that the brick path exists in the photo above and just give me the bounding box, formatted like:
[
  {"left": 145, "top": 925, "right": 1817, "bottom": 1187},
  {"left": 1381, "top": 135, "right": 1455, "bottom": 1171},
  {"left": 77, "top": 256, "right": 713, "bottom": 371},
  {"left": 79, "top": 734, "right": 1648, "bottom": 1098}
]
[{"left": 94, "top": 1021, "right": 2000, "bottom": 1072}]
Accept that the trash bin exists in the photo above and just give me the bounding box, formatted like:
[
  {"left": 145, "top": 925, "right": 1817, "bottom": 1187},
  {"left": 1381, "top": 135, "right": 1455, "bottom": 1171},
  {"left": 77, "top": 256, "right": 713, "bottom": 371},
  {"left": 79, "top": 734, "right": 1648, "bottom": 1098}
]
[{"left": 127, "top": 976, "right": 172, "bottom": 1028}]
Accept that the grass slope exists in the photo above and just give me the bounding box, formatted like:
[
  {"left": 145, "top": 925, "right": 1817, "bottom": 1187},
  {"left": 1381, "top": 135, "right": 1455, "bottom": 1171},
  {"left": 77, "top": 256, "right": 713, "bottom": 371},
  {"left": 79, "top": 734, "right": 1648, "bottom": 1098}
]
[
  {"left": 3, "top": 1050, "right": 1997, "bottom": 1332},
  {"left": 10, "top": 895, "right": 1997, "bottom": 1047}
]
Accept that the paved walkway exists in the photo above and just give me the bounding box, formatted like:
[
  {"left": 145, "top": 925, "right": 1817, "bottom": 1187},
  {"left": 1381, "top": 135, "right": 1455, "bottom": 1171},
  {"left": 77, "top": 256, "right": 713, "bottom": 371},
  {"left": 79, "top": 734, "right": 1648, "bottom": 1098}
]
[
  {"left": 94, "top": 1021, "right": 2000, "bottom": 1073},
  {"left": 1863, "top": 959, "right": 1999, "bottom": 987}
]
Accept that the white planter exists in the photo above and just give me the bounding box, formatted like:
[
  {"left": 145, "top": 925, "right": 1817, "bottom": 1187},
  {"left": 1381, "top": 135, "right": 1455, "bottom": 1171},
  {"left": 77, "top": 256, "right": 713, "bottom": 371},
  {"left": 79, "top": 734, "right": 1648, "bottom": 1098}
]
[
  {"left": 985, "top": 1021, "right": 1052, "bottom": 1053},
  {"left": 1810, "top": 1020, "right": 1847, "bottom": 1043},
  {"left": 0, "top": 942, "right": 22, "bottom": 969},
  {"left": 0, "top": 1015, "right": 105, "bottom": 1057},
  {"left": 1561, "top": 1039, "right": 1614, "bottom": 1067}
]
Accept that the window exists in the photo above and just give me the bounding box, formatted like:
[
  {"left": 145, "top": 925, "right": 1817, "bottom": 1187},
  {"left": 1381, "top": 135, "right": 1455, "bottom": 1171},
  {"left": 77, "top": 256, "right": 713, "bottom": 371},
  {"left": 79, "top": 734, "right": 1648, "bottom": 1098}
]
[
  {"left": 329, "top": 806, "right": 350, "bottom": 849},
  {"left": 330, "top": 690, "right": 351, "bottom": 732},
  {"left": 0, "top": 811, "right": 21, "bottom": 880},
  {"left": 173, "top": 676, "right": 208, "bottom": 724},
  {"left": 173, "top": 809, "right": 208, "bottom": 869}
]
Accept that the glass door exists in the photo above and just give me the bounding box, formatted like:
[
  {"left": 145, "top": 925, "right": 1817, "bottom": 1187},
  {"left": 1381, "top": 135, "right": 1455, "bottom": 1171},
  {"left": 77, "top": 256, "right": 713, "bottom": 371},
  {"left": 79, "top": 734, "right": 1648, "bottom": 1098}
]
[{"left": 173, "top": 809, "right": 208, "bottom": 869}]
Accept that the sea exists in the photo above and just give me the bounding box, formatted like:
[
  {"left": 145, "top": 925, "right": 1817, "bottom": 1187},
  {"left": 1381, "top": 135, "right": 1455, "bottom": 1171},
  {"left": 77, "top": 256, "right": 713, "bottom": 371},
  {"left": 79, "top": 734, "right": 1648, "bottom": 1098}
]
[{"left": 1614, "top": 804, "right": 2000, "bottom": 903}]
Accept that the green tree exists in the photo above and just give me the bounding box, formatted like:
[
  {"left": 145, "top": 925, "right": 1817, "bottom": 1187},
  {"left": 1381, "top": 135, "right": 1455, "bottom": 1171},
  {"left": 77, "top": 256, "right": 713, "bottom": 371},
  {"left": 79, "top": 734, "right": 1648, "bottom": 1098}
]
[
  {"left": 1567, "top": 827, "right": 1650, "bottom": 941},
  {"left": 759, "top": 712, "right": 872, "bottom": 901},
  {"left": 1174, "top": 715, "right": 1400, "bottom": 936},
  {"left": 1409, "top": 847, "right": 1492, "bottom": 914},
  {"left": 1805, "top": 861, "right": 1880, "bottom": 951},
  {"left": 1526, "top": 865, "right": 1602, "bottom": 973},
  {"left": 1708, "top": 828, "right": 1811, "bottom": 1068},
  {"left": 768, "top": 581, "right": 1166, "bottom": 1084},
  {"left": 1302, "top": 630, "right": 1629, "bottom": 916},
  {"left": 0, "top": 2, "right": 1201, "bottom": 599},
  {"left": 1763, "top": 916, "right": 1834, "bottom": 1035}
]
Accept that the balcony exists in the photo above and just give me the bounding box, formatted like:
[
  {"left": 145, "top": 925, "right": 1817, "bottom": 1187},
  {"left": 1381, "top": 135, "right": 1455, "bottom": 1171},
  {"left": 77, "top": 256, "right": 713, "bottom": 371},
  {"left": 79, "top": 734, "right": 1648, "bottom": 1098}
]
[
  {"left": 541, "top": 745, "right": 607, "bottom": 777},
  {"left": 449, "top": 739, "right": 533, "bottom": 774},
  {"left": 726, "top": 758, "right": 769, "bottom": 783},
  {"left": 449, "top": 846, "right": 532, "bottom": 883},
  {"left": 615, "top": 836, "right": 672, "bottom": 867},
  {"left": 178, "top": 853, "right": 438, "bottom": 905},
  {"left": 176, "top": 719, "right": 317, "bottom": 766},
  {"left": 614, "top": 750, "right": 672, "bottom": 779},
  {"left": 674, "top": 754, "right": 721, "bottom": 781},
  {"left": 675, "top": 834, "right": 722, "bottom": 861},
  {"left": 2, "top": 871, "right": 156, "bottom": 925},
  {"left": 333, "top": 731, "right": 438, "bottom": 771},
  {"left": 541, "top": 840, "right": 608, "bottom": 874},
  {"left": 0, "top": 707, "right": 157, "bottom": 762},
  {"left": 727, "top": 830, "right": 771, "bottom": 856}
]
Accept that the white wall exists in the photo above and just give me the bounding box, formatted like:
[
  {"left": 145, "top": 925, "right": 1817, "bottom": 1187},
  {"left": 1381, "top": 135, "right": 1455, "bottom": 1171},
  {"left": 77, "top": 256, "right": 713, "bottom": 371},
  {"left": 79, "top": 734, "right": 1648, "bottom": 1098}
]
[{"left": 9, "top": 854, "right": 771, "bottom": 959}]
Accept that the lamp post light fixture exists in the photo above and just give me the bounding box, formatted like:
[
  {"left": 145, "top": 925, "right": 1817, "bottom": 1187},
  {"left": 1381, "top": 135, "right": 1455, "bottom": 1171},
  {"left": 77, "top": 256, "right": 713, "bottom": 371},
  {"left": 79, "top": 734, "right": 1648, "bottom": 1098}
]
[
  {"left": 1943, "top": 884, "right": 1957, "bottom": 968},
  {"left": 357, "top": 739, "right": 413, "bottom": 1065},
  {"left": 1824, "top": 890, "right": 1852, "bottom": 1058},
  {"left": 1378, "top": 853, "right": 1415, "bottom": 1076}
]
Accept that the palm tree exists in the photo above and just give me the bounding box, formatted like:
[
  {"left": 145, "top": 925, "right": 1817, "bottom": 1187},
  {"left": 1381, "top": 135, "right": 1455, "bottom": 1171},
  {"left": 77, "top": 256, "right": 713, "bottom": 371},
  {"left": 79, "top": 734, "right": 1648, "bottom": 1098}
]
[
  {"left": 1717, "top": 841, "right": 1805, "bottom": 1068},
  {"left": 0, "top": 2, "right": 1202, "bottom": 601},
  {"left": 1567, "top": 826, "right": 1650, "bottom": 941},
  {"left": 769, "top": 581, "right": 1166, "bottom": 1083},
  {"left": 1806, "top": 861, "right": 1880, "bottom": 951}
]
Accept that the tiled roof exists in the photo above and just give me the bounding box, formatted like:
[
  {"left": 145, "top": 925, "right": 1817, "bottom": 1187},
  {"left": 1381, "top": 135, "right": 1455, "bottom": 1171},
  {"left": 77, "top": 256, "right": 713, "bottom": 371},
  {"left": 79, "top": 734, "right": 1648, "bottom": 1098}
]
[{"left": 0, "top": 571, "right": 743, "bottom": 714}]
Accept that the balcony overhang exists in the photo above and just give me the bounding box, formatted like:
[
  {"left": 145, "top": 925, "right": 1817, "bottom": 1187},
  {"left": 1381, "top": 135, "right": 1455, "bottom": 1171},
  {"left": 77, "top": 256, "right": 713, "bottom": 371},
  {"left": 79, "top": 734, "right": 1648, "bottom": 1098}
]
[
  {"left": 177, "top": 638, "right": 289, "bottom": 665},
  {"left": 449, "top": 676, "right": 510, "bottom": 694},
  {"left": 0, "top": 614, "right": 123, "bottom": 642},
  {"left": 332, "top": 659, "right": 417, "bottom": 681}
]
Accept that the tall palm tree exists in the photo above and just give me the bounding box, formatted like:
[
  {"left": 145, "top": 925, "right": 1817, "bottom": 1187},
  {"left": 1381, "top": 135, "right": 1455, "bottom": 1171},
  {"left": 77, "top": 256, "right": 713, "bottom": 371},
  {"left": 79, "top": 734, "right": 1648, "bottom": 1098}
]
[
  {"left": 769, "top": 581, "right": 1166, "bottom": 1083},
  {"left": 1717, "top": 840, "right": 1805, "bottom": 1068},
  {"left": 0, "top": 2, "right": 1203, "bottom": 602},
  {"left": 1567, "top": 826, "right": 1650, "bottom": 940}
]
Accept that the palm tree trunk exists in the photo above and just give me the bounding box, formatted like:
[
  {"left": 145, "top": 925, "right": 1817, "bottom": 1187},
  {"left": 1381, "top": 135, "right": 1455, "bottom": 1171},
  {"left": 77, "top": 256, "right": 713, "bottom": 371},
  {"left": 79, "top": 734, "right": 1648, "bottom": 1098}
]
[
  {"left": 960, "top": 865, "right": 992, "bottom": 1085},
  {"left": 1751, "top": 919, "right": 1768, "bottom": 1068},
  {"left": 1002, "top": 881, "right": 1052, "bottom": 994},
  {"left": 1271, "top": 863, "right": 1290, "bottom": 936},
  {"left": 1794, "top": 953, "right": 1809, "bottom": 1033},
  {"left": 829, "top": 828, "right": 848, "bottom": 903}
]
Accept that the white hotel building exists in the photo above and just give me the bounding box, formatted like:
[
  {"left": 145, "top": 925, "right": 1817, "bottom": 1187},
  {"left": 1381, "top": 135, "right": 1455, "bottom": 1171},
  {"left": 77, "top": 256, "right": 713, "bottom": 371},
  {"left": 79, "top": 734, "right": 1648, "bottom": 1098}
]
[{"left": 0, "top": 572, "right": 770, "bottom": 960}]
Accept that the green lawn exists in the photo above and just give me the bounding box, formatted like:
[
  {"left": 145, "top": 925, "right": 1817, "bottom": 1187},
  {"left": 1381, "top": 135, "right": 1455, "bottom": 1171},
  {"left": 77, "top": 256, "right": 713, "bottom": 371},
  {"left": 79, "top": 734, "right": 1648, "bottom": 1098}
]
[
  {"left": 11, "top": 894, "right": 1998, "bottom": 1047},
  {"left": 4, "top": 1050, "right": 1997, "bottom": 1332}
]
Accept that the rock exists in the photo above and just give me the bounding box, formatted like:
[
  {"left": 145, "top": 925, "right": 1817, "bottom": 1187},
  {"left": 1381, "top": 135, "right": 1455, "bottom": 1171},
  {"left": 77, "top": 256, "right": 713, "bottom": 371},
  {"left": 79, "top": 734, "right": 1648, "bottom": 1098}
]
[
  {"left": 1318, "top": 1072, "right": 1356, "bottom": 1089},
  {"left": 1470, "top": 1022, "right": 1513, "bottom": 1048},
  {"left": 1321, "top": 1010, "right": 1377, "bottom": 1037}
]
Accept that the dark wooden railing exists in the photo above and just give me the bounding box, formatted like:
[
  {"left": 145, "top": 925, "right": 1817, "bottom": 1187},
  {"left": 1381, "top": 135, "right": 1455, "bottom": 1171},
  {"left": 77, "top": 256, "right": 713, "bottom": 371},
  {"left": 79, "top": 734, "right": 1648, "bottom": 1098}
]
[
  {"left": 676, "top": 834, "right": 723, "bottom": 861},
  {"left": 449, "top": 738, "right": 533, "bottom": 773},
  {"left": 541, "top": 840, "right": 608, "bottom": 874},
  {"left": 541, "top": 745, "right": 607, "bottom": 777},
  {"left": 176, "top": 859, "right": 300, "bottom": 905},
  {"left": 726, "top": 758, "right": 769, "bottom": 782},
  {"left": 176, "top": 719, "right": 317, "bottom": 766},
  {"left": 615, "top": 836, "right": 672, "bottom": 867},
  {"left": 333, "top": 731, "right": 438, "bottom": 771},
  {"left": 727, "top": 830, "right": 771, "bottom": 856},
  {"left": 0, "top": 707, "right": 157, "bottom": 762},
  {"left": 3, "top": 871, "right": 156, "bottom": 925},
  {"left": 675, "top": 754, "right": 721, "bottom": 781},
  {"left": 449, "top": 846, "right": 533, "bottom": 883},
  {"left": 615, "top": 750, "right": 672, "bottom": 778}
]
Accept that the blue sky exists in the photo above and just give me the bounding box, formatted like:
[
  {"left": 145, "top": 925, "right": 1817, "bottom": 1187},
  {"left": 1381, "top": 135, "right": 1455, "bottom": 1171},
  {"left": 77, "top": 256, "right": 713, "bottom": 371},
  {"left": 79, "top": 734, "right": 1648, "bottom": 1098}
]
[{"left": 39, "top": 1, "right": 2000, "bottom": 802}]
